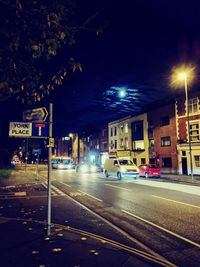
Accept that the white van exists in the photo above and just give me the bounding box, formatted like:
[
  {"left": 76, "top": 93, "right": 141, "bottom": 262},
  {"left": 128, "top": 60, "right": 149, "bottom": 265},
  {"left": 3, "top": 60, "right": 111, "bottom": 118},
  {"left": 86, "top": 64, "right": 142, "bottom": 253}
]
[{"left": 103, "top": 158, "right": 139, "bottom": 180}]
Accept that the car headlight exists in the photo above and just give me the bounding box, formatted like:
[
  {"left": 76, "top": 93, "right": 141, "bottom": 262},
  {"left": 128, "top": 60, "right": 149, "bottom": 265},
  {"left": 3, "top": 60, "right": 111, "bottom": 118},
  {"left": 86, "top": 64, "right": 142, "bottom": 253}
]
[
  {"left": 81, "top": 165, "right": 88, "bottom": 172},
  {"left": 90, "top": 165, "right": 97, "bottom": 172}
]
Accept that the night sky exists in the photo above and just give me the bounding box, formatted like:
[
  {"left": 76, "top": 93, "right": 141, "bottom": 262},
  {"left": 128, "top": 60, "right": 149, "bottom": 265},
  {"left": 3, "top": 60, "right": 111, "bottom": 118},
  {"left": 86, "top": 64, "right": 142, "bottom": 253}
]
[{"left": 1, "top": 0, "right": 200, "bottom": 142}]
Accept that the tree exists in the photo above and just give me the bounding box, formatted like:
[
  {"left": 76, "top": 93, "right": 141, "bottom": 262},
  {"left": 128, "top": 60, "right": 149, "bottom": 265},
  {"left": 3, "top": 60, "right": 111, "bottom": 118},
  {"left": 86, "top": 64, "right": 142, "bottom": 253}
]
[{"left": 0, "top": 0, "right": 105, "bottom": 103}]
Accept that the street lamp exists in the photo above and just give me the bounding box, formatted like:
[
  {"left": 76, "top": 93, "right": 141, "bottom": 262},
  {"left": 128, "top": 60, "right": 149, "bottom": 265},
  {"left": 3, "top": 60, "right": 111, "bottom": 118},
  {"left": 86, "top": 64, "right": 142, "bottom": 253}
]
[{"left": 171, "top": 65, "right": 195, "bottom": 181}]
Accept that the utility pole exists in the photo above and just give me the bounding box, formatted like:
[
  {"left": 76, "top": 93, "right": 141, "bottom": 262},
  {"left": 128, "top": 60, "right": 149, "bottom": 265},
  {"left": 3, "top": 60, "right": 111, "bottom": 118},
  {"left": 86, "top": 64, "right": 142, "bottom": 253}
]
[
  {"left": 77, "top": 133, "right": 80, "bottom": 164},
  {"left": 47, "top": 103, "right": 53, "bottom": 235}
]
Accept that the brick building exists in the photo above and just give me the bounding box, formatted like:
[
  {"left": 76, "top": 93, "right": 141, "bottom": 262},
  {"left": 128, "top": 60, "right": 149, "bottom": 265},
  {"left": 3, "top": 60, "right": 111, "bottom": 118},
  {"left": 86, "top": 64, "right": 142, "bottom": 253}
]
[
  {"left": 176, "top": 91, "right": 200, "bottom": 175},
  {"left": 147, "top": 103, "right": 178, "bottom": 174}
]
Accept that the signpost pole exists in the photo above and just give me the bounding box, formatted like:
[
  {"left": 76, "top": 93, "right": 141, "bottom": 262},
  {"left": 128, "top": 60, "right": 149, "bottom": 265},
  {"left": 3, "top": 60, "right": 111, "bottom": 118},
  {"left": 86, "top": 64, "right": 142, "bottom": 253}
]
[
  {"left": 36, "top": 152, "right": 39, "bottom": 181},
  {"left": 47, "top": 103, "right": 53, "bottom": 235},
  {"left": 25, "top": 138, "right": 28, "bottom": 173}
]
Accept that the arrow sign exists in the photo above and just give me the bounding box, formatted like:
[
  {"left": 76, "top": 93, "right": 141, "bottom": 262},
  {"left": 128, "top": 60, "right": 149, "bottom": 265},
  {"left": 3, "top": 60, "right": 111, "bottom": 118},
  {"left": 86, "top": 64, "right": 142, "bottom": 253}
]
[{"left": 23, "top": 107, "right": 48, "bottom": 122}]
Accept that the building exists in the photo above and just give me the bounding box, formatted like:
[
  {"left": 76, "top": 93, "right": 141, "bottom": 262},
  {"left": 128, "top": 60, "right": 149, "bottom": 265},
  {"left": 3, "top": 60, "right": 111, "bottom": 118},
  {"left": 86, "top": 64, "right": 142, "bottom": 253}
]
[
  {"left": 148, "top": 103, "right": 178, "bottom": 174},
  {"left": 176, "top": 91, "right": 200, "bottom": 175},
  {"left": 108, "top": 114, "right": 149, "bottom": 166},
  {"left": 55, "top": 137, "right": 72, "bottom": 158},
  {"left": 98, "top": 126, "right": 109, "bottom": 166}
]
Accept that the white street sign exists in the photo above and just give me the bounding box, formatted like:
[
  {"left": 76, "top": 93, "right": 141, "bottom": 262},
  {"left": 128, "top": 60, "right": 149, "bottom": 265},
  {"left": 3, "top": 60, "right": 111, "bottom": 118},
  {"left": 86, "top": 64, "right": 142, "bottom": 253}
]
[
  {"left": 9, "top": 122, "right": 32, "bottom": 137},
  {"left": 23, "top": 107, "right": 48, "bottom": 122}
]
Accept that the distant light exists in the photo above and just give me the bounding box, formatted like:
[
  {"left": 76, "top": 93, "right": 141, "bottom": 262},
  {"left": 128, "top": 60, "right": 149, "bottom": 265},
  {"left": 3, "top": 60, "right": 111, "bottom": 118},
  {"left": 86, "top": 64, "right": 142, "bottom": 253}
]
[
  {"left": 118, "top": 88, "right": 127, "bottom": 98},
  {"left": 90, "top": 154, "right": 95, "bottom": 162}
]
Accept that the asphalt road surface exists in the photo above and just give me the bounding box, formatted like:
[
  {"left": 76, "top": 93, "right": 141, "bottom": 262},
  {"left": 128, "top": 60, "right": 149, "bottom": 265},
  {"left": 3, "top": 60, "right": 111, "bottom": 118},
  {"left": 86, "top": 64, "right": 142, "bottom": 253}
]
[{"left": 1, "top": 168, "right": 200, "bottom": 266}]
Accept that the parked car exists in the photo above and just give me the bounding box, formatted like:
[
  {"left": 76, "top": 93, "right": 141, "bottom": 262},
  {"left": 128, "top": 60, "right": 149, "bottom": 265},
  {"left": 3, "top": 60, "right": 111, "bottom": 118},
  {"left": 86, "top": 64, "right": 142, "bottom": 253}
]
[
  {"left": 76, "top": 163, "right": 102, "bottom": 173},
  {"left": 138, "top": 164, "right": 160, "bottom": 178},
  {"left": 103, "top": 158, "right": 139, "bottom": 180}
]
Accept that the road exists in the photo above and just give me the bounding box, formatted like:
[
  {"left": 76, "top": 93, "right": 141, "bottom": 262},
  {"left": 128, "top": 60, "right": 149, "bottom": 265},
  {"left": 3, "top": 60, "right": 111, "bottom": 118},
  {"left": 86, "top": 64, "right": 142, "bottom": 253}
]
[{"left": 1, "top": 168, "right": 200, "bottom": 266}]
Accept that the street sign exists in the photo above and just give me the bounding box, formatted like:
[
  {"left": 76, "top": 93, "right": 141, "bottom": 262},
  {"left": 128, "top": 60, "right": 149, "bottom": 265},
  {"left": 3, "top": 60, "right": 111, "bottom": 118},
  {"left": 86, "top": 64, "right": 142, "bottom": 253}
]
[
  {"left": 23, "top": 107, "right": 48, "bottom": 122},
  {"left": 9, "top": 122, "right": 32, "bottom": 137},
  {"left": 32, "top": 123, "right": 49, "bottom": 137},
  {"left": 48, "top": 138, "right": 54, "bottom": 147}
]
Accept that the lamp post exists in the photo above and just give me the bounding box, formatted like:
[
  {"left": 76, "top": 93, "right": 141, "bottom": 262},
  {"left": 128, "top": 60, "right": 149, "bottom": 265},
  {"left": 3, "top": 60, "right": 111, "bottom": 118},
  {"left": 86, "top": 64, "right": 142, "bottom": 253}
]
[
  {"left": 172, "top": 66, "right": 195, "bottom": 181},
  {"left": 178, "top": 72, "right": 194, "bottom": 181}
]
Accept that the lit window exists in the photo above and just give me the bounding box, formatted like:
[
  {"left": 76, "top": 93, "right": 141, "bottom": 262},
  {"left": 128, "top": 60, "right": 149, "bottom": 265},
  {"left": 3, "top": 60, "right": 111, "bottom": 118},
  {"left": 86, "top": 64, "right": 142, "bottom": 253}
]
[
  {"left": 190, "top": 122, "right": 200, "bottom": 142},
  {"left": 194, "top": 156, "right": 200, "bottom": 167},
  {"left": 189, "top": 97, "right": 199, "bottom": 114},
  {"left": 161, "top": 136, "right": 171, "bottom": 146},
  {"left": 124, "top": 123, "right": 128, "bottom": 133},
  {"left": 120, "top": 124, "right": 124, "bottom": 134}
]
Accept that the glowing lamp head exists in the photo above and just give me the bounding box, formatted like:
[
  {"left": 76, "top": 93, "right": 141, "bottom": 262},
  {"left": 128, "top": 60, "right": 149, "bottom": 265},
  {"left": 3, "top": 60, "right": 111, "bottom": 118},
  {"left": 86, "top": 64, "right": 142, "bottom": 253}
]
[
  {"left": 177, "top": 72, "right": 187, "bottom": 81},
  {"left": 170, "top": 64, "right": 196, "bottom": 88}
]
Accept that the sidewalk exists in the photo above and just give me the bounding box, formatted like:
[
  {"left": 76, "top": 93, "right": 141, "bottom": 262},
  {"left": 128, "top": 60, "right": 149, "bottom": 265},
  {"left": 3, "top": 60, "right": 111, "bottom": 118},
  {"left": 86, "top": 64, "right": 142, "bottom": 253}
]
[
  {"left": 0, "top": 218, "right": 167, "bottom": 267},
  {"left": 160, "top": 173, "right": 200, "bottom": 186}
]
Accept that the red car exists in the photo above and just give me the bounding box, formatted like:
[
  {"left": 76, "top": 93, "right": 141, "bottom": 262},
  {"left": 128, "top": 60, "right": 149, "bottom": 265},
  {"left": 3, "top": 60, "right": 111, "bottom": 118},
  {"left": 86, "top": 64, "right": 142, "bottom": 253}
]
[{"left": 139, "top": 164, "right": 160, "bottom": 178}]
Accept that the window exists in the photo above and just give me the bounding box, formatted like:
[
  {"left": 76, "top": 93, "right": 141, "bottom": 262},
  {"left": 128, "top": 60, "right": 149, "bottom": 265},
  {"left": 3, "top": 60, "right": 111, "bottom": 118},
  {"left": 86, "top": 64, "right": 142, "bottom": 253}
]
[
  {"left": 182, "top": 151, "right": 186, "bottom": 156},
  {"left": 110, "top": 128, "right": 113, "bottom": 137},
  {"left": 160, "top": 116, "right": 170, "bottom": 126},
  {"left": 114, "top": 127, "right": 117, "bottom": 136},
  {"left": 148, "top": 120, "right": 154, "bottom": 138},
  {"left": 120, "top": 138, "right": 124, "bottom": 147},
  {"left": 162, "top": 157, "right": 172, "bottom": 168},
  {"left": 110, "top": 140, "right": 113, "bottom": 149},
  {"left": 190, "top": 122, "right": 200, "bottom": 142},
  {"left": 125, "top": 137, "right": 128, "bottom": 149},
  {"left": 114, "top": 140, "right": 117, "bottom": 149},
  {"left": 141, "top": 158, "right": 146, "bottom": 164},
  {"left": 194, "top": 156, "right": 200, "bottom": 167},
  {"left": 161, "top": 136, "right": 171, "bottom": 146},
  {"left": 120, "top": 124, "right": 124, "bottom": 134},
  {"left": 189, "top": 97, "right": 198, "bottom": 114},
  {"left": 132, "top": 158, "right": 137, "bottom": 165},
  {"left": 132, "top": 120, "right": 144, "bottom": 140},
  {"left": 124, "top": 123, "right": 128, "bottom": 133}
]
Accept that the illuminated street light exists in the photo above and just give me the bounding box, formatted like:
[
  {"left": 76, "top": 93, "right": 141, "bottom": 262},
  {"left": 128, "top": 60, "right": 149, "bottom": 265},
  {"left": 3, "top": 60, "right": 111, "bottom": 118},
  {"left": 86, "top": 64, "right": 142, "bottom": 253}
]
[{"left": 171, "top": 65, "right": 195, "bottom": 181}]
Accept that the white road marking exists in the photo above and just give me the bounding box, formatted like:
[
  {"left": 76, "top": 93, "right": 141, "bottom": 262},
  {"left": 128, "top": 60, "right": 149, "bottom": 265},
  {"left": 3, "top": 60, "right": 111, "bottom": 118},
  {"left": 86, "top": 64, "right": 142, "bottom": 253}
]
[
  {"left": 105, "top": 184, "right": 132, "bottom": 191},
  {"left": 151, "top": 195, "right": 200, "bottom": 209},
  {"left": 122, "top": 209, "right": 200, "bottom": 249},
  {"left": 133, "top": 180, "right": 200, "bottom": 196},
  {"left": 56, "top": 181, "right": 72, "bottom": 188},
  {"left": 78, "top": 190, "right": 103, "bottom": 202}
]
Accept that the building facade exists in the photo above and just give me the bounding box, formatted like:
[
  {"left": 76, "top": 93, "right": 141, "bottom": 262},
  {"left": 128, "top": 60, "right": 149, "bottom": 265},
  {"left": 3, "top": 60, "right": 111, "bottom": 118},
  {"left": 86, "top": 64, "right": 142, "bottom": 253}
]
[
  {"left": 108, "top": 114, "right": 149, "bottom": 165},
  {"left": 176, "top": 92, "right": 200, "bottom": 175},
  {"left": 148, "top": 103, "right": 178, "bottom": 174}
]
